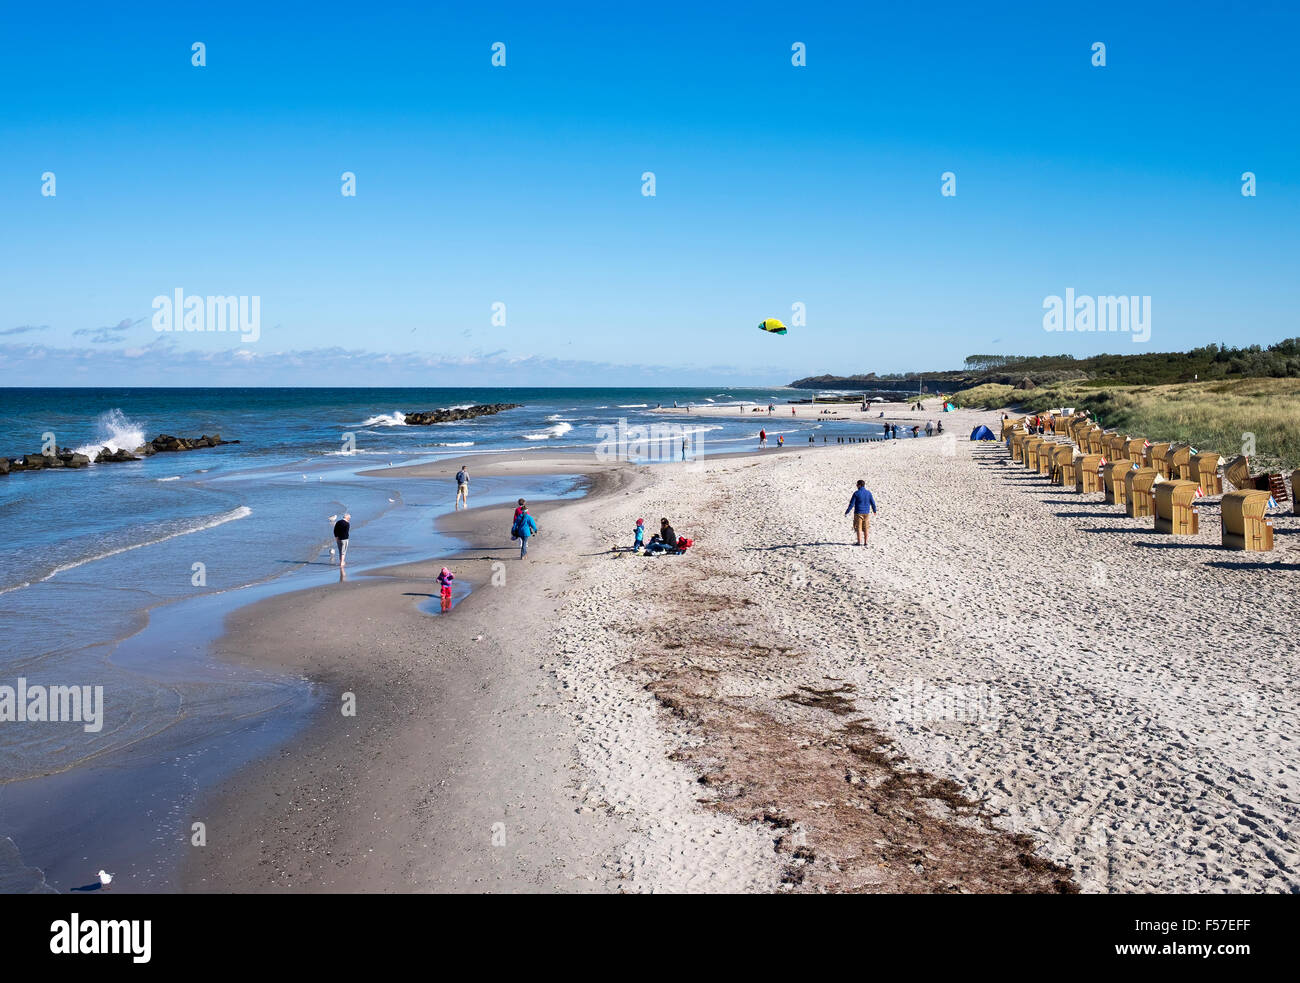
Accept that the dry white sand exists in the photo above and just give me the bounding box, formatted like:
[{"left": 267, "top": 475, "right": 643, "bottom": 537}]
[{"left": 551, "top": 410, "right": 1298, "bottom": 892}]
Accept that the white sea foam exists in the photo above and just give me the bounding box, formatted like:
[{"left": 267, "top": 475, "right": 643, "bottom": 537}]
[
  {"left": 522, "top": 422, "right": 574, "bottom": 441},
  {"left": 617, "top": 404, "right": 648, "bottom": 409},
  {"left": 0, "top": 506, "right": 254, "bottom": 595},
  {"left": 676, "top": 425, "right": 723, "bottom": 436},
  {"left": 72, "top": 409, "right": 146, "bottom": 459},
  {"left": 359, "top": 411, "right": 408, "bottom": 427},
  {"left": 433, "top": 441, "right": 474, "bottom": 447},
  {"left": 156, "top": 476, "right": 181, "bottom": 482}
]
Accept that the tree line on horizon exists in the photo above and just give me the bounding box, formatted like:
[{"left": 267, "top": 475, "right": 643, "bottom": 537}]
[{"left": 790, "top": 338, "right": 1300, "bottom": 390}]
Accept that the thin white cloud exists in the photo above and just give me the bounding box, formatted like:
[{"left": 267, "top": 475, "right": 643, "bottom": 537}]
[{"left": 0, "top": 340, "right": 782, "bottom": 386}]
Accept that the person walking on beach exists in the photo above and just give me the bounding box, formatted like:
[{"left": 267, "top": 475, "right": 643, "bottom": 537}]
[
  {"left": 513, "top": 505, "right": 537, "bottom": 558},
  {"left": 845, "top": 480, "right": 877, "bottom": 546},
  {"left": 332, "top": 513, "right": 351, "bottom": 567},
  {"left": 455, "top": 465, "right": 470, "bottom": 509},
  {"left": 758, "top": 428, "right": 767, "bottom": 449},
  {"left": 925, "top": 420, "right": 934, "bottom": 437}
]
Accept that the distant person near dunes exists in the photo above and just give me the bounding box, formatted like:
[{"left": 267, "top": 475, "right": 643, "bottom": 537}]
[{"left": 844, "top": 480, "right": 877, "bottom": 546}]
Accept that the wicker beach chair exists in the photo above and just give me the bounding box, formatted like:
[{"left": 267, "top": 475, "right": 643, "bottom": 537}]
[
  {"left": 1038, "top": 440, "right": 1057, "bottom": 476},
  {"left": 1076, "top": 452, "right": 1104, "bottom": 493},
  {"left": 1221, "top": 490, "right": 1275, "bottom": 551},
  {"left": 1085, "top": 430, "right": 1107, "bottom": 456},
  {"left": 1294, "top": 470, "right": 1300, "bottom": 516},
  {"left": 1023, "top": 437, "right": 1043, "bottom": 470},
  {"left": 1168, "top": 444, "right": 1193, "bottom": 480},
  {"left": 1105, "top": 434, "right": 1128, "bottom": 461},
  {"left": 1190, "top": 453, "right": 1223, "bottom": 496},
  {"left": 1126, "top": 468, "right": 1159, "bottom": 519},
  {"left": 1103, "top": 459, "right": 1132, "bottom": 505},
  {"left": 1123, "top": 438, "right": 1146, "bottom": 463},
  {"left": 1010, "top": 431, "right": 1028, "bottom": 463},
  {"left": 1146, "top": 442, "right": 1173, "bottom": 477},
  {"left": 1050, "top": 445, "right": 1074, "bottom": 486},
  {"left": 1225, "top": 455, "right": 1251, "bottom": 491},
  {"left": 1153, "top": 479, "right": 1201, "bottom": 535}
]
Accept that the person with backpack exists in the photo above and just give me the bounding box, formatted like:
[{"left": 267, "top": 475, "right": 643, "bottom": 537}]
[
  {"left": 454, "top": 465, "right": 470, "bottom": 510},
  {"left": 512, "top": 505, "right": 538, "bottom": 558}
]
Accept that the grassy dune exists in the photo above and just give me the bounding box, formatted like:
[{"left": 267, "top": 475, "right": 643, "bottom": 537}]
[{"left": 951, "top": 377, "right": 1300, "bottom": 470}]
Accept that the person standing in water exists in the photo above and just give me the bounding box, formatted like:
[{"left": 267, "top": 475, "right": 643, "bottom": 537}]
[
  {"left": 455, "top": 465, "right": 469, "bottom": 510},
  {"left": 437, "top": 566, "right": 454, "bottom": 611},
  {"left": 844, "top": 480, "right": 878, "bottom": 546},
  {"left": 759, "top": 428, "right": 767, "bottom": 448},
  {"left": 332, "top": 513, "right": 351, "bottom": 567}
]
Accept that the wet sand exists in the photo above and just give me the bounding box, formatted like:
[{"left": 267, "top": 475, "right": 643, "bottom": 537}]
[{"left": 183, "top": 456, "right": 644, "bottom": 891}]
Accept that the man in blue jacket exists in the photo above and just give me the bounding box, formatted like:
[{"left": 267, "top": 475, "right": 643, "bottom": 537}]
[
  {"left": 845, "top": 479, "right": 878, "bottom": 546},
  {"left": 513, "top": 506, "right": 538, "bottom": 558}
]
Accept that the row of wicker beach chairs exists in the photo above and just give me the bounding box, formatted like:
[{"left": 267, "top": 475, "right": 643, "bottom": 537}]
[{"left": 1001, "top": 415, "right": 1297, "bottom": 552}]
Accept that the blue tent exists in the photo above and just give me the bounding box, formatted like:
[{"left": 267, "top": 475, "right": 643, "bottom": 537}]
[{"left": 970, "top": 425, "right": 995, "bottom": 440}]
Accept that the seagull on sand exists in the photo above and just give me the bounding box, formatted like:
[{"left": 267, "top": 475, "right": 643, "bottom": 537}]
[{"left": 97, "top": 870, "right": 114, "bottom": 889}]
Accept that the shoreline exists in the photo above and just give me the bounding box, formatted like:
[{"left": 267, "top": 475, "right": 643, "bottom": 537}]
[{"left": 181, "top": 454, "right": 648, "bottom": 892}]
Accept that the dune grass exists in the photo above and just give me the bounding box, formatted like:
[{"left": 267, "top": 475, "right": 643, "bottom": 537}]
[{"left": 951, "top": 377, "right": 1300, "bottom": 471}]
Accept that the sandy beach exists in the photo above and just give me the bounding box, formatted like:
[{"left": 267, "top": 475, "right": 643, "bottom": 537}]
[{"left": 181, "top": 408, "right": 1297, "bottom": 893}]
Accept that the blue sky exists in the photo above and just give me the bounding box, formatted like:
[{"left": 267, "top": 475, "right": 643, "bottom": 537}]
[{"left": 1, "top": 0, "right": 1296, "bottom": 385}]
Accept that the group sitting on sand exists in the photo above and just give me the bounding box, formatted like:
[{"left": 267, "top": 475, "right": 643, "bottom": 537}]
[{"left": 633, "top": 517, "right": 692, "bottom": 555}]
